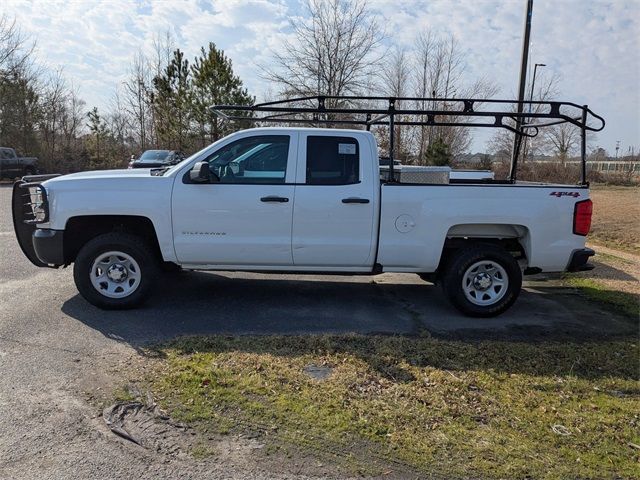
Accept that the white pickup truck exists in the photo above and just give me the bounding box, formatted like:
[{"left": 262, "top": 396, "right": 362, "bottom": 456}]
[{"left": 12, "top": 123, "right": 597, "bottom": 317}]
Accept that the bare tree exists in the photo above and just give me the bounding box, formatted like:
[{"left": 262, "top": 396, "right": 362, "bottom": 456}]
[
  {"left": 122, "top": 50, "right": 151, "bottom": 150},
  {"left": 0, "top": 14, "right": 41, "bottom": 154},
  {"left": 489, "top": 72, "right": 561, "bottom": 164},
  {"left": 263, "top": 0, "right": 384, "bottom": 99},
  {"left": 148, "top": 31, "right": 175, "bottom": 146},
  {"left": 108, "top": 88, "right": 130, "bottom": 144},
  {"left": 39, "top": 69, "right": 69, "bottom": 170},
  {"left": 381, "top": 47, "right": 411, "bottom": 158},
  {"left": 412, "top": 32, "right": 498, "bottom": 162},
  {"left": 543, "top": 122, "right": 580, "bottom": 164},
  {"left": 151, "top": 30, "right": 175, "bottom": 79},
  {"left": 59, "top": 83, "right": 86, "bottom": 169},
  {"left": 413, "top": 31, "right": 437, "bottom": 161},
  {"left": 0, "top": 14, "right": 35, "bottom": 76}
]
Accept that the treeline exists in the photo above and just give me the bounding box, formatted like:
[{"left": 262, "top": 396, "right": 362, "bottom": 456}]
[
  {"left": 1, "top": 1, "right": 633, "bottom": 176},
  {"left": 0, "top": 16, "right": 253, "bottom": 173}
]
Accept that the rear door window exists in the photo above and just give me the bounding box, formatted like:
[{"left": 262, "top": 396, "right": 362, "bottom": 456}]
[{"left": 306, "top": 136, "right": 359, "bottom": 185}]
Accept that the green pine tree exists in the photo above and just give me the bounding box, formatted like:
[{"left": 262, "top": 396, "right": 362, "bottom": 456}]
[
  {"left": 152, "top": 49, "right": 192, "bottom": 152},
  {"left": 191, "top": 42, "right": 254, "bottom": 146},
  {"left": 424, "top": 137, "right": 452, "bottom": 166},
  {"left": 86, "top": 107, "right": 109, "bottom": 167}
]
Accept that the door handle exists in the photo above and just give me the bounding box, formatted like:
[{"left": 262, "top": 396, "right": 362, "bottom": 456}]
[
  {"left": 260, "top": 196, "right": 289, "bottom": 203},
  {"left": 342, "top": 197, "right": 370, "bottom": 204}
]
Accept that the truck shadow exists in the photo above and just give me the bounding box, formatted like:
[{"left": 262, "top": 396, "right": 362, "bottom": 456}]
[{"left": 61, "top": 271, "right": 638, "bottom": 380}]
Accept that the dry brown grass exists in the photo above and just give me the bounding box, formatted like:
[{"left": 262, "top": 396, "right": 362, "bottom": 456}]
[{"left": 589, "top": 185, "right": 640, "bottom": 254}]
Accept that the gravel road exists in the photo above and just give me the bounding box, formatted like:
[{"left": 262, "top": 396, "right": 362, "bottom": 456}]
[{"left": 0, "top": 183, "right": 633, "bottom": 479}]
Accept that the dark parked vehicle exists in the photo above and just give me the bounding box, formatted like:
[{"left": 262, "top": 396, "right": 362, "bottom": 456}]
[
  {"left": 128, "top": 150, "right": 183, "bottom": 169},
  {"left": 0, "top": 147, "right": 38, "bottom": 179}
]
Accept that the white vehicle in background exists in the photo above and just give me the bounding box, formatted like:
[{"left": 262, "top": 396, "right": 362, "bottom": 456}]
[{"left": 12, "top": 96, "right": 604, "bottom": 317}]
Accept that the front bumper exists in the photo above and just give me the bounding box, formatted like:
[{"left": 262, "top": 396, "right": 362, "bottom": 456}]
[
  {"left": 566, "top": 248, "right": 595, "bottom": 272},
  {"left": 33, "top": 229, "right": 64, "bottom": 266},
  {"left": 12, "top": 176, "right": 61, "bottom": 267}
]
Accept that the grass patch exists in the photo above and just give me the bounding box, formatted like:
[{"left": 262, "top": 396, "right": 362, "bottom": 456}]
[
  {"left": 143, "top": 334, "right": 640, "bottom": 479},
  {"left": 112, "top": 385, "right": 136, "bottom": 403},
  {"left": 565, "top": 275, "right": 639, "bottom": 318}
]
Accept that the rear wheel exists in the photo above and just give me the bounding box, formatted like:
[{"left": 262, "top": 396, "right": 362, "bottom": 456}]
[
  {"left": 441, "top": 244, "right": 522, "bottom": 317},
  {"left": 73, "top": 232, "right": 159, "bottom": 309}
]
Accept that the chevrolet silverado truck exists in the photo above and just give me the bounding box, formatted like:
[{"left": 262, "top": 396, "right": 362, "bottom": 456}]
[
  {"left": 0, "top": 147, "right": 38, "bottom": 179},
  {"left": 12, "top": 96, "right": 602, "bottom": 316}
]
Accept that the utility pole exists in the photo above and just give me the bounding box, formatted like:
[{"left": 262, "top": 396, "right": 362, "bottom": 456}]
[
  {"left": 615, "top": 140, "right": 620, "bottom": 158},
  {"left": 509, "top": 0, "right": 534, "bottom": 182},
  {"left": 522, "top": 62, "right": 545, "bottom": 164}
]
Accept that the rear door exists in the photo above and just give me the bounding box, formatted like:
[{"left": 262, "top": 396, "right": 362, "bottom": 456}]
[
  {"left": 292, "top": 132, "right": 376, "bottom": 267},
  {"left": 172, "top": 132, "right": 298, "bottom": 266}
]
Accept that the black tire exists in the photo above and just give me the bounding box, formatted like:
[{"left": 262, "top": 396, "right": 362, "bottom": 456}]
[
  {"left": 24, "top": 166, "right": 36, "bottom": 176},
  {"left": 441, "top": 243, "right": 522, "bottom": 317},
  {"left": 160, "top": 261, "right": 183, "bottom": 274},
  {"left": 73, "top": 232, "right": 159, "bottom": 310}
]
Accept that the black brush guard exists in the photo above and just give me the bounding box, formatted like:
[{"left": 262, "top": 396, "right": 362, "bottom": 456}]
[{"left": 12, "top": 175, "right": 61, "bottom": 267}]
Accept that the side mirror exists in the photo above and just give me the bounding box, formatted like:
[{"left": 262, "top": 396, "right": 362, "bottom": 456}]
[
  {"left": 190, "top": 162, "right": 212, "bottom": 183},
  {"left": 189, "top": 162, "right": 219, "bottom": 183}
]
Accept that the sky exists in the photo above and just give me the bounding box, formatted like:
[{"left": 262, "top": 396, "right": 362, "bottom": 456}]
[{"left": 2, "top": 0, "right": 639, "bottom": 154}]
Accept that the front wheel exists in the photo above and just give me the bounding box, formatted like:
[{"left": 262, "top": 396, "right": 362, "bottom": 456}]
[
  {"left": 441, "top": 244, "right": 522, "bottom": 317},
  {"left": 73, "top": 232, "right": 159, "bottom": 309}
]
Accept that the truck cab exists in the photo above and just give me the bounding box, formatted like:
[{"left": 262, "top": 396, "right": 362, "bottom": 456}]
[{"left": 173, "top": 129, "right": 378, "bottom": 269}]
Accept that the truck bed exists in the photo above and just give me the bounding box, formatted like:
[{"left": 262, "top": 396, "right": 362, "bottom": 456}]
[{"left": 377, "top": 182, "right": 589, "bottom": 273}]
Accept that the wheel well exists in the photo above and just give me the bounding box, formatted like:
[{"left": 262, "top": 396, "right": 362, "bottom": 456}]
[
  {"left": 64, "top": 215, "right": 162, "bottom": 264},
  {"left": 437, "top": 236, "right": 527, "bottom": 279}
]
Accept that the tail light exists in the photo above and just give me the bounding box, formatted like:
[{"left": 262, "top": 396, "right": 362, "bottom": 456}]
[{"left": 573, "top": 199, "right": 593, "bottom": 236}]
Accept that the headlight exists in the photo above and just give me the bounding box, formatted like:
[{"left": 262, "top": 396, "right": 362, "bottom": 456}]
[{"left": 28, "top": 186, "right": 47, "bottom": 223}]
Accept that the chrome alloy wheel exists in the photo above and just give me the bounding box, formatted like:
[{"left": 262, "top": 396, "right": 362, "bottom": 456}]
[
  {"left": 89, "top": 251, "right": 141, "bottom": 299},
  {"left": 462, "top": 260, "right": 509, "bottom": 306}
]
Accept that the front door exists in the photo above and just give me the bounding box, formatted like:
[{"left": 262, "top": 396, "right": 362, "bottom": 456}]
[
  {"left": 292, "top": 133, "right": 376, "bottom": 268},
  {"left": 172, "top": 133, "right": 297, "bottom": 266}
]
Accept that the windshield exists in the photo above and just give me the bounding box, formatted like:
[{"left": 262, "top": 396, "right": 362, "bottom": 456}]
[
  {"left": 159, "top": 142, "right": 217, "bottom": 176},
  {"left": 139, "top": 150, "right": 172, "bottom": 162}
]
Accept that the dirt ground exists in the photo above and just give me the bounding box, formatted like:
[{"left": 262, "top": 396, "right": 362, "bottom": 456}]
[{"left": 589, "top": 185, "right": 640, "bottom": 254}]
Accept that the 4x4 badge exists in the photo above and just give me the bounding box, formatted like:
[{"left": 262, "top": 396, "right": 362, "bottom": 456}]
[{"left": 549, "top": 191, "right": 580, "bottom": 198}]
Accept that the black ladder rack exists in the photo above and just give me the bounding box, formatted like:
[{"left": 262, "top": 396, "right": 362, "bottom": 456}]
[{"left": 211, "top": 95, "right": 605, "bottom": 185}]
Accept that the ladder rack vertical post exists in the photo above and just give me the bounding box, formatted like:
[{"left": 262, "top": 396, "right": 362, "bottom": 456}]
[
  {"left": 388, "top": 98, "right": 396, "bottom": 182},
  {"left": 581, "top": 105, "right": 588, "bottom": 185}
]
